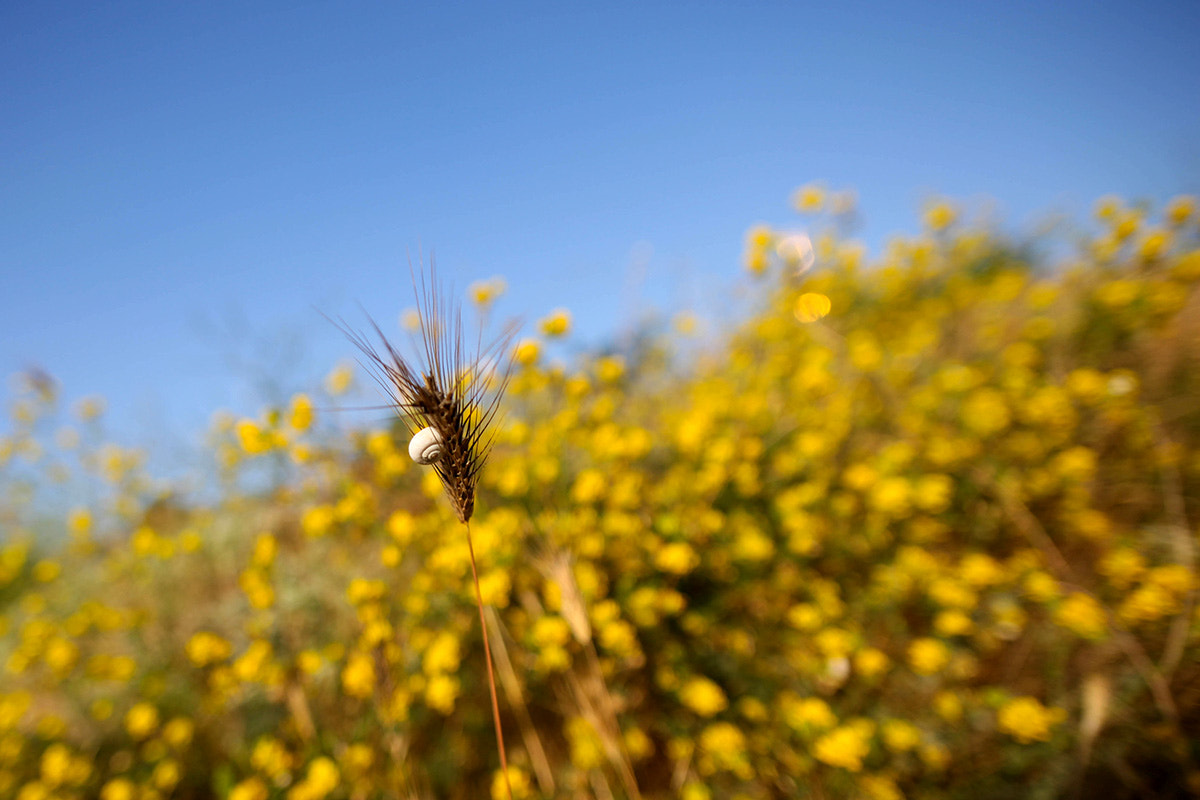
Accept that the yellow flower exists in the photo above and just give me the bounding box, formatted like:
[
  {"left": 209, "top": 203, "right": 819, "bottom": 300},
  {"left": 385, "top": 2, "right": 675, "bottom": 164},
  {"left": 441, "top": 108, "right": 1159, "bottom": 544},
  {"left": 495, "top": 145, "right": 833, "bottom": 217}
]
[
  {"left": 469, "top": 276, "right": 506, "bottom": 306},
  {"left": 913, "top": 474, "right": 953, "bottom": 512},
  {"left": 1118, "top": 583, "right": 1177, "bottom": 624},
  {"left": 425, "top": 674, "right": 460, "bottom": 714},
  {"left": 39, "top": 743, "right": 74, "bottom": 787},
  {"left": 513, "top": 338, "right": 541, "bottom": 366},
  {"left": 624, "top": 726, "right": 654, "bottom": 760},
  {"left": 794, "top": 292, "right": 831, "bottom": 323},
  {"left": 1054, "top": 592, "right": 1107, "bottom": 640},
  {"left": 291, "top": 757, "right": 339, "bottom": 800},
  {"left": 934, "top": 691, "right": 963, "bottom": 723},
  {"left": 786, "top": 603, "right": 822, "bottom": 631},
  {"left": 1149, "top": 564, "right": 1194, "bottom": 596},
  {"left": 869, "top": 476, "right": 910, "bottom": 516},
  {"left": 679, "top": 676, "right": 728, "bottom": 717},
  {"left": 854, "top": 648, "right": 890, "bottom": 679},
  {"left": 746, "top": 223, "right": 774, "bottom": 250},
  {"left": 32, "top": 559, "right": 60, "bottom": 583},
  {"left": 289, "top": 393, "right": 314, "bottom": 431},
  {"left": 934, "top": 609, "right": 973, "bottom": 637},
  {"left": 235, "top": 419, "right": 270, "bottom": 455},
  {"left": 571, "top": 468, "right": 607, "bottom": 504},
  {"left": 674, "top": 311, "right": 698, "bottom": 334},
  {"left": 152, "top": 760, "right": 181, "bottom": 790},
  {"left": 815, "top": 627, "right": 854, "bottom": 658},
  {"left": 1098, "top": 549, "right": 1144, "bottom": 591},
  {"left": 596, "top": 355, "right": 625, "bottom": 383},
  {"left": 782, "top": 695, "right": 836, "bottom": 732},
  {"left": 908, "top": 638, "right": 951, "bottom": 675},
  {"left": 814, "top": 724, "right": 872, "bottom": 771},
  {"left": 598, "top": 619, "right": 640, "bottom": 659},
  {"left": 422, "top": 631, "right": 461, "bottom": 675},
  {"left": 324, "top": 362, "right": 354, "bottom": 395},
  {"left": 301, "top": 504, "right": 336, "bottom": 538},
  {"left": 309, "top": 757, "right": 341, "bottom": 793},
  {"left": 66, "top": 508, "right": 92, "bottom": 536},
  {"left": 744, "top": 247, "right": 769, "bottom": 274},
  {"left": 924, "top": 201, "right": 957, "bottom": 232},
  {"left": 997, "top": 696, "right": 1065, "bottom": 743},
  {"left": 566, "top": 716, "right": 605, "bottom": 769},
  {"left": 491, "top": 765, "right": 532, "bottom": 800},
  {"left": 698, "top": 721, "right": 751, "bottom": 776},
  {"left": 539, "top": 308, "right": 572, "bottom": 338},
  {"left": 1165, "top": 195, "right": 1196, "bottom": 226},
  {"left": 73, "top": 395, "right": 106, "bottom": 421},
  {"left": 881, "top": 718, "right": 921, "bottom": 752},
  {"left": 124, "top": 702, "right": 159, "bottom": 739},
  {"left": 793, "top": 183, "right": 826, "bottom": 213},
  {"left": 860, "top": 775, "right": 903, "bottom": 800},
  {"left": 162, "top": 717, "right": 194, "bottom": 748},
  {"left": 100, "top": 778, "right": 136, "bottom": 800},
  {"left": 252, "top": 737, "right": 293, "bottom": 779},
  {"left": 532, "top": 616, "right": 571, "bottom": 648},
  {"left": 1023, "top": 571, "right": 1061, "bottom": 603},
  {"left": 961, "top": 388, "right": 1010, "bottom": 436},
  {"left": 1094, "top": 195, "right": 1121, "bottom": 221},
  {"left": 341, "top": 652, "right": 375, "bottom": 698},
  {"left": 400, "top": 308, "right": 421, "bottom": 331},
  {"left": 230, "top": 778, "right": 269, "bottom": 800},
  {"left": 186, "top": 631, "right": 232, "bottom": 667},
  {"left": 655, "top": 542, "right": 700, "bottom": 575},
  {"left": 232, "top": 640, "right": 274, "bottom": 683},
  {"left": 1113, "top": 210, "right": 1141, "bottom": 240}
]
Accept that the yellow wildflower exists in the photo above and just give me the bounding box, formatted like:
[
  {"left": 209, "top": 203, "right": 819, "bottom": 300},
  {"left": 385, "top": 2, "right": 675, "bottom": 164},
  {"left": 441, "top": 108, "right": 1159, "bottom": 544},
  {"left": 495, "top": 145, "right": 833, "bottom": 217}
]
[
  {"left": 186, "top": 631, "right": 232, "bottom": 667},
  {"left": 679, "top": 676, "right": 728, "bottom": 717},
  {"left": 513, "top": 338, "right": 541, "bottom": 366},
  {"left": 924, "top": 201, "right": 957, "bottom": 231},
  {"left": 794, "top": 292, "right": 831, "bottom": 323},
  {"left": 1165, "top": 195, "right": 1195, "bottom": 226},
  {"left": 341, "top": 652, "right": 375, "bottom": 698},
  {"left": 539, "top": 308, "right": 572, "bottom": 338},
  {"left": 814, "top": 724, "right": 872, "bottom": 771},
  {"left": 100, "top": 778, "right": 136, "bottom": 800},
  {"left": 908, "top": 638, "right": 951, "bottom": 675},
  {"left": 124, "top": 702, "right": 158, "bottom": 739},
  {"left": 289, "top": 393, "right": 314, "bottom": 431},
  {"left": 854, "top": 648, "right": 890, "bottom": 679},
  {"left": 655, "top": 541, "right": 700, "bottom": 575},
  {"left": 469, "top": 276, "right": 506, "bottom": 306},
  {"left": 230, "top": 778, "right": 269, "bottom": 800},
  {"left": 491, "top": 765, "right": 531, "bottom": 800},
  {"left": 1054, "top": 592, "right": 1107, "bottom": 640},
  {"left": 324, "top": 362, "right": 354, "bottom": 395},
  {"left": 997, "top": 696, "right": 1065, "bottom": 744},
  {"left": 881, "top": 719, "right": 921, "bottom": 752},
  {"left": 793, "top": 183, "right": 826, "bottom": 213}
]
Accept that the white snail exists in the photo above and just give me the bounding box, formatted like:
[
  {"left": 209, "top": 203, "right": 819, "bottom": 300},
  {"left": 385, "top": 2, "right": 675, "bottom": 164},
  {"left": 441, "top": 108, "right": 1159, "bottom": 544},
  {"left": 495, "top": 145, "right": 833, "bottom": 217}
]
[{"left": 408, "top": 426, "right": 445, "bottom": 465}]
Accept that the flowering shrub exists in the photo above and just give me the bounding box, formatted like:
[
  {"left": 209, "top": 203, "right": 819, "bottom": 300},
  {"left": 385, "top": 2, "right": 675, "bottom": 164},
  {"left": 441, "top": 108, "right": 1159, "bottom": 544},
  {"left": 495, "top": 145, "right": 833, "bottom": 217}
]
[{"left": 2, "top": 190, "right": 1199, "bottom": 799}]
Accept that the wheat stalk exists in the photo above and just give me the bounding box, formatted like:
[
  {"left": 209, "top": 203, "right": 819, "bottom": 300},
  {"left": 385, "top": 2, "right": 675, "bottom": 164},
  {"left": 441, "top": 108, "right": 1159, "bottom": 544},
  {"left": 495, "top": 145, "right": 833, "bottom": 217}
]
[{"left": 340, "top": 263, "right": 519, "bottom": 797}]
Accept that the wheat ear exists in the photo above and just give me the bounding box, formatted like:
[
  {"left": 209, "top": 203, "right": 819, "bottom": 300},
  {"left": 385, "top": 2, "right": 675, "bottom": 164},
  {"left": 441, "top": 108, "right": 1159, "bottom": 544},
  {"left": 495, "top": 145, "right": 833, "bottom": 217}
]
[{"left": 340, "top": 263, "right": 517, "bottom": 797}]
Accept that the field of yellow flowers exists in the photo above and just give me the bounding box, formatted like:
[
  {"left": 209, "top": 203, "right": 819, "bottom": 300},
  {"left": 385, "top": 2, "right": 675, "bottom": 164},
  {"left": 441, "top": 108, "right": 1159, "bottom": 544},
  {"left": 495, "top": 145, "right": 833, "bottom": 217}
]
[{"left": 2, "top": 189, "right": 1199, "bottom": 800}]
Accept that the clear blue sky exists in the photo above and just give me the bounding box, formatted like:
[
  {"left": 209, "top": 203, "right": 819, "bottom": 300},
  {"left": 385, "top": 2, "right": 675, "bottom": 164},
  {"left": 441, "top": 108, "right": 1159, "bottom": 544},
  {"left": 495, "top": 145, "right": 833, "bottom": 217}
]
[{"left": 3, "top": 1, "right": 1198, "bottom": 457}]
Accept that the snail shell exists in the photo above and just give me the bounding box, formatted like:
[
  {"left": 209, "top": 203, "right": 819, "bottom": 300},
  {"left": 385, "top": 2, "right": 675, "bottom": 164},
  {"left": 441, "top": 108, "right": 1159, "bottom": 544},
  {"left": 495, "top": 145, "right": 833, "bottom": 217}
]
[{"left": 408, "top": 426, "right": 445, "bottom": 465}]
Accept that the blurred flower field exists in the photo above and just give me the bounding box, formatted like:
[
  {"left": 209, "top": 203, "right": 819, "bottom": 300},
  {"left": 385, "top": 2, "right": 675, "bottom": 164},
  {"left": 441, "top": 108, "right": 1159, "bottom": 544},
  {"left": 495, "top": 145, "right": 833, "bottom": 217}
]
[{"left": 2, "top": 189, "right": 1200, "bottom": 799}]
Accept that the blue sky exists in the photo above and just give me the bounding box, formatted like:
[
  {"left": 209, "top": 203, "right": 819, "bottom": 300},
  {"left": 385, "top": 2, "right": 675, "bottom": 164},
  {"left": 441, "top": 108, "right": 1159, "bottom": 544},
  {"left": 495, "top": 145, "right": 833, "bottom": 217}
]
[{"left": 2, "top": 1, "right": 1198, "bottom": 458}]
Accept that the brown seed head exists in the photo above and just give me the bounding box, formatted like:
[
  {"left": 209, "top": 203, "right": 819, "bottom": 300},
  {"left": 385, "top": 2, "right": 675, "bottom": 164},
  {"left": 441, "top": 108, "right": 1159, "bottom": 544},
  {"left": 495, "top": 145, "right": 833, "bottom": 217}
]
[{"left": 340, "top": 265, "right": 517, "bottom": 522}]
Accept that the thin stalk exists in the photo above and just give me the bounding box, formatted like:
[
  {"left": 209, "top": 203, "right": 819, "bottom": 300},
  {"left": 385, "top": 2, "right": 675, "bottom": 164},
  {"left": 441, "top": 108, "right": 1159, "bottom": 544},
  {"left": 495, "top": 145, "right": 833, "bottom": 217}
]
[{"left": 466, "top": 520, "right": 513, "bottom": 800}]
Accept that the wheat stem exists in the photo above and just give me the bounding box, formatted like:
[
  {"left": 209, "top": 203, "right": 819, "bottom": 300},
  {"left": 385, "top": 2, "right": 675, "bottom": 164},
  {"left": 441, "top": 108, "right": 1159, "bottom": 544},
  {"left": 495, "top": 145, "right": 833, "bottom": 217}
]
[{"left": 466, "top": 520, "right": 513, "bottom": 800}]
